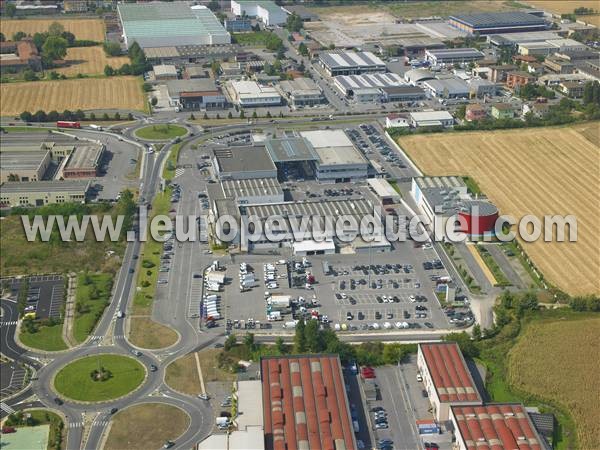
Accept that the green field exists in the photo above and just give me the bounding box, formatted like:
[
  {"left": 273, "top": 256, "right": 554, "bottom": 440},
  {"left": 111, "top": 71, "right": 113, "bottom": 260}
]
[
  {"left": 20, "top": 323, "right": 67, "bottom": 351},
  {"left": 135, "top": 124, "right": 186, "bottom": 140},
  {"left": 53, "top": 354, "right": 145, "bottom": 402},
  {"left": 232, "top": 31, "right": 282, "bottom": 49},
  {"left": 73, "top": 273, "right": 113, "bottom": 343}
]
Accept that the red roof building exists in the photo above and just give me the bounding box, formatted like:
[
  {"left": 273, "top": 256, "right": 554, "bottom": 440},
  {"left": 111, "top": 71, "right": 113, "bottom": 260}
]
[
  {"left": 450, "top": 404, "right": 544, "bottom": 450},
  {"left": 261, "top": 355, "right": 356, "bottom": 450},
  {"left": 417, "top": 342, "right": 483, "bottom": 421}
]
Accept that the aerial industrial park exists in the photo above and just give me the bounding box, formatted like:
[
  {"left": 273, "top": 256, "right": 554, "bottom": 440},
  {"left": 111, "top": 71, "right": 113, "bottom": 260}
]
[{"left": 0, "top": 1, "right": 599, "bottom": 450}]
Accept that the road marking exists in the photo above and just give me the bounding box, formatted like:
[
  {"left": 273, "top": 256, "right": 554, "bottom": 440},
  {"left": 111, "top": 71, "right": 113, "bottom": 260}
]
[
  {"left": 0, "top": 321, "right": 18, "bottom": 326},
  {"left": 174, "top": 168, "right": 185, "bottom": 178},
  {"left": 0, "top": 402, "right": 15, "bottom": 414}
]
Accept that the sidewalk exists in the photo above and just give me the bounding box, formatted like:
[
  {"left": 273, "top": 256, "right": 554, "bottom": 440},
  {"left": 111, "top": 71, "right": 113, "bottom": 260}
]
[{"left": 62, "top": 273, "right": 78, "bottom": 348}]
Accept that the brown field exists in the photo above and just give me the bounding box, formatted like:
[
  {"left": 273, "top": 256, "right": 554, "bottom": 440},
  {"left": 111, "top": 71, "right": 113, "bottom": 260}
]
[
  {"left": 104, "top": 403, "right": 190, "bottom": 450},
  {"left": 0, "top": 18, "right": 105, "bottom": 41},
  {"left": 508, "top": 316, "right": 600, "bottom": 450},
  {"left": 525, "top": 1, "right": 600, "bottom": 25},
  {"left": 398, "top": 123, "right": 600, "bottom": 296},
  {"left": 55, "top": 46, "right": 129, "bottom": 76},
  {"left": 0, "top": 77, "right": 144, "bottom": 116}
]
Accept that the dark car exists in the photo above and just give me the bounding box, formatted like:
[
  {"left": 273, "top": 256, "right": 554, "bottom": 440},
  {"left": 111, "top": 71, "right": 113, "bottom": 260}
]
[
  {"left": 54, "top": 397, "right": 63, "bottom": 405},
  {"left": 110, "top": 407, "right": 118, "bottom": 414},
  {"left": 150, "top": 364, "right": 158, "bottom": 372},
  {"left": 422, "top": 389, "right": 428, "bottom": 398}
]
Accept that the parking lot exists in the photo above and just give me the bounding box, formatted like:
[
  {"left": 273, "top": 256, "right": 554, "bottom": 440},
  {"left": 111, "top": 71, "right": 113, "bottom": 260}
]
[
  {"left": 5, "top": 275, "right": 64, "bottom": 320},
  {"left": 0, "top": 360, "right": 27, "bottom": 398}
]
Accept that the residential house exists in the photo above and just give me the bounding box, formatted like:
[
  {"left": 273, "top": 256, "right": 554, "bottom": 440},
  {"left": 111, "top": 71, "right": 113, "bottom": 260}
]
[
  {"left": 465, "top": 104, "right": 487, "bottom": 121},
  {"left": 506, "top": 71, "right": 536, "bottom": 89},
  {"left": 491, "top": 103, "right": 516, "bottom": 119}
]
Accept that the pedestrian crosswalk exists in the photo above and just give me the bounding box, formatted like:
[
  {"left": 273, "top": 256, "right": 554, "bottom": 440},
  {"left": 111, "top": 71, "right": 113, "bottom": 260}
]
[
  {"left": 0, "top": 321, "right": 18, "bottom": 326},
  {"left": 68, "top": 422, "right": 84, "bottom": 429},
  {"left": 174, "top": 168, "right": 185, "bottom": 178},
  {"left": 92, "top": 420, "right": 110, "bottom": 427},
  {"left": 0, "top": 402, "right": 15, "bottom": 414}
]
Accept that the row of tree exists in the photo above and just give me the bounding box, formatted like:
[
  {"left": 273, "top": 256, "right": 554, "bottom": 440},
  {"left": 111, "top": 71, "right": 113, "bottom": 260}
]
[
  {"left": 19, "top": 110, "right": 134, "bottom": 123},
  {"left": 104, "top": 41, "right": 150, "bottom": 77}
]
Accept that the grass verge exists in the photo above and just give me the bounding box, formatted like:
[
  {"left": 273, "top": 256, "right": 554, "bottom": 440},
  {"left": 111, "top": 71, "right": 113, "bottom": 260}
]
[
  {"left": 163, "top": 142, "right": 183, "bottom": 181},
  {"left": 135, "top": 124, "right": 186, "bottom": 140},
  {"left": 73, "top": 273, "right": 113, "bottom": 343},
  {"left": 476, "top": 245, "right": 512, "bottom": 287},
  {"left": 53, "top": 354, "right": 145, "bottom": 402},
  {"left": 104, "top": 403, "right": 189, "bottom": 450},
  {"left": 128, "top": 316, "right": 178, "bottom": 349},
  {"left": 20, "top": 323, "right": 67, "bottom": 352},
  {"left": 165, "top": 352, "right": 202, "bottom": 396}
]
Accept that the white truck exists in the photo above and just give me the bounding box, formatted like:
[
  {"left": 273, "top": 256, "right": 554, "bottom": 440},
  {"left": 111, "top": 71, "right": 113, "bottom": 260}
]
[
  {"left": 267, "top": 295, "right": 292, "bottom": 311},
  {"left": 283, "top": 320, "right": 298, "bottom": 329},
  {"left": 206, "top": 272, "right": 226, "bottom": 284},
  {"left": 267, "top": 311, "right": 282, "bottom": 321}
]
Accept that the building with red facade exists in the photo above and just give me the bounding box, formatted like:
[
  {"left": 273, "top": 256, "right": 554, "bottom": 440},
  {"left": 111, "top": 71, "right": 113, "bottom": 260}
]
[{"left": 506, "top": 71, "right": 536, "bottom": 89}]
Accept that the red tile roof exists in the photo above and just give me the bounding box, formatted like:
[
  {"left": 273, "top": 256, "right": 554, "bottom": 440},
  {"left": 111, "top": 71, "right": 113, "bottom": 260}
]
[
  {"left": 261, "top": 355, "right": 355, "bottom": 450},
  {"left": 452, "top": 404, "right": 544, "bottom": 450},
  {"left": 420, "top": 342, "right": 482, "bottom": 403},
  {"left": 17, "top": 40, "right": 39, "bottom": 61}
]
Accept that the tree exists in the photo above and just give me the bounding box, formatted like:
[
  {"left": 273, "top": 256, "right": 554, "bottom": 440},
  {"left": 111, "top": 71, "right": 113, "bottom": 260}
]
[
  {"left": 13, "top": 31, "right": 27, "bottom": 42},
  {"left": 49, "top": 71, "right": 59, "bottom": 80},
  {"left": 102, "top": 113, "right": 109, "bottom": 120},
  {"left": 90, "top": 112, "right": 97, "bottom": 120},
  {"left": 47, "top": 110, "right": 59, "bottom": 122},
  {"left": 151, "top": 97, "right": 158, "bottom": 106},
  {"left": 298, "top": 42, "right": 308, "bottom": 56},
  {"left": 32, "top": 32, "right": 48, "bottom": 51},
  {"left": 275, "top": 336, "right": 286, "bottom": 354},
  {"left": 207, "top": 0, "right": 220, "bottom": 11},
  {"left": 443, "top": 332, "right": 479, "bottom": 358},
  {"left": 23, "top": 69, "right": 38, "bottom": 81},
  {"left": 42, "top": 36, "right": 68, "bottom": 62},
  {"left": 304, "top": 320, "right": 322, "bottom": 352},
  {"left": 61, "top": 31, "right": 76, "bottom": 46},
  {"left": 286, "top": 13, "right": 303, "bottom": 32},
  {"left": 224, "top": 334, "right": 237, "bottom": 351},
  {"left": 252, "top": 111, "right": 258, "bottom": 119},
  {"left": 189, "top": 113, "right": 195, "bottom": 120},
  {"left": 127, "top": 112, "right": 133, "bottom": 120},
  {"left": 455, "top": 104, "right": 466, "bottom": 120},
  {"left": 211, "top": 60, "right": 221, "bottom": 76},
  {"left": 114, "top": 112, "right": 121, "bottom": 120},
  {"left": 472, "top": 324, "right": 482, "bottom": 340},
  {"left": 118, "top": 63, "right": 132, "bottom": 75},
  {"left": 48, "top": 22, "right": 65, "bottom": 37},
  {"left": 74, "top": 109, "right": 85, "bottom": 121},
  {"left": 243, "top": 333, "right": 257, "bottom": 352},
  {"left": 103, "top": 41, "right": 121, "bottom": 57},
  {"left": 239, "top": 110, "right": 245, "bottom": 119},
  {"left": 294, "top": 320, "right": 306, "bottom": 352},
  {"left": 5, "top": 3, "right": 16, "bottom": 17},
  {"left": 227, "top": 111, "right": 233, "bottom": 119},
  {"left": 104, "top": 65, "right": 115, "bottom": 77},
  {"left": 0, "top": 33, "right": 5, "bottom": 42},
  {"left": 33, "top": 110, "right": 47, "bottom": 122},
  {"left": 20, "top": 111, "right": 33, "bottom": 122},
  {"left": 266, "top": 111, "right": 272, "bottom": 118}
]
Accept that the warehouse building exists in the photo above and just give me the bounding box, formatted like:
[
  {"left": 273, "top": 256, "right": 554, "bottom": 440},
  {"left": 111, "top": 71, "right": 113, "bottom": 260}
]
[
  {"left": 261, "top": 355, "right": 356, "bottom": 450},
  {"left": 144, "top": 44, "right": 235, "bottom": 65},
  {"left": 404, "top": 68, "right": 436, "bottom": 85},
  {"left": 231, "top": 0, "right": 288, "bottom": 26},
  {"left": 417, "top": 342, "right": 483, "bottom": 422},
  {"left": 450, "top": 404, "right": 545, "bottom": 450},
  {"left": 264, "top": 136, "right": 319, "bottom": 181},
  {"left": 381, "top": 85, "right": 426, "bottom": 102},
  {"left": 224, "top": 16, "right": 252, "bottom": 33},
  {"left": 518, "top": 38, "right": 588, "bottom": 57},
  {"left": 0, "top": 147, "right": 51, "bottom": 183},
  {"left": 118, "top": 2, "right": 230, "bottom": 49},
  {"left": 300, "top": 130, "right": 368, "bottom": 183},
  {"left": 319, "top": 51, "right": 386, "bottom": 77},
  {"left": 367, "top": 178, "right": 401, "bottom": 205},
  {"left": 167, "top": 79, "right": 226, "bottom": 110},
  {"left": 411, "top": 176, "right": 498, "bottom": 239},
  {"left": 213, "top": 146, "right": 277, "bottom": 180},
  {"left": 228, "top": 80, "right": 282, "bottom": 107},
  {"left": 277, "top": 78, "right": 325, "bottom": 107},
  {"left": 409, "top": 111, "right": 454, "bottom": 128},
  {"left": 449, "top": 12, "right": 547, "bottom": 35},
  {"left": 425, "top": 48, "right": 485, "bottom": 66},
  {"left": 61, "top": 144, "right": 104, "bottom": 179},
  {"left": 152, "top": 64, "right": 178, "bottom": 81},
  {"left": 0, "top": 180, "right": 90, "bottom": 208},
  {"left": 221, "top": 178, "right": 284, "bottom": 205},
  {"left": 333, "top": 73, "right": 406, "bottom": 96},
  {"left": 423, "top": 78, "right": 470, "bottom": 99}
]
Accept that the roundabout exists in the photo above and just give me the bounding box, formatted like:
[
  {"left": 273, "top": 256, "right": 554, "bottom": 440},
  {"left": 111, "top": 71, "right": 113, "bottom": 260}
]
[
  {"left": 134, "top": 124, "right": 187, "bottom": 141},
  {"left": 53, "top": 354, "right": 145, "bottom": 402}
]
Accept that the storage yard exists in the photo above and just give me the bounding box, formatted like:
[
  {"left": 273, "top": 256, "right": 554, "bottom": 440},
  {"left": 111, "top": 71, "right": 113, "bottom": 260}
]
[
  {"left": 0, "top": 18, "right": 105, "bottom": 41},
  {"left": 508, "top": 315, "right": 600, "bottom": 450},
  {"left": 0, "top": 77, "right": 145, "bottom": 116},
  {"left": 55, "top": 46, "right": 130, "bottom": 76},
  {"left": 398, "top": 124, "right": 600, "bottom": 296}
]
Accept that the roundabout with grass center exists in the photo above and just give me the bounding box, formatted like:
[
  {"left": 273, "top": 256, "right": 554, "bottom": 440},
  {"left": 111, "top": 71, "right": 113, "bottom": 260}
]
[
  {"left": 134, "top": 124, "right": 187, "bottom": 141},
  {"left": 53, "top": 354, "right": 145, "bottom": 402}
]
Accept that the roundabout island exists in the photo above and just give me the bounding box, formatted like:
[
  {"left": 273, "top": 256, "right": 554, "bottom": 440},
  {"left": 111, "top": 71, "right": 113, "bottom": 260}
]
[
  {"left": 53, "top": 354, "right": 146, "bottom": 402},
  {"left": 134, "top": 124, "right": 187, "bottom": 141}
]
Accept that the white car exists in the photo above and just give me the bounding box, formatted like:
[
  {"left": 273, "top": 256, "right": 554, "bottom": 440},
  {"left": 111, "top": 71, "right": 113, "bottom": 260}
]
[
  {"left": 409, "top": 295, "right": 417, "bottom": 302},
  {"left": 383, "top": 322, "right": 392, "bottom": 329},
  {"left": 340, "top": 293, "right": 347, "bottom": 299}
]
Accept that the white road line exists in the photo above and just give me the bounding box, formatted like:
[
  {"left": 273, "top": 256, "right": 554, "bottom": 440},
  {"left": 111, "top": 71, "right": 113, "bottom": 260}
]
[{"left": 0, "top": 402, "right": 15, "bottom": 414}]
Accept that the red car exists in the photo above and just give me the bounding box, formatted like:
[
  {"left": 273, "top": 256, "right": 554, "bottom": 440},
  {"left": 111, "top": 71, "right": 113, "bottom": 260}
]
[{"left": 1, "top": 426, "right": 16, "bottom": 433}]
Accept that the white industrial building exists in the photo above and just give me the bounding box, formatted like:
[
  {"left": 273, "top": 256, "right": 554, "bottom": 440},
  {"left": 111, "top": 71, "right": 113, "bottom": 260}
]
[
  {"left": 423, "top": 78, "right": 470, "bottom": 99},
  {"left": 229, "top": 80, "right": 282, "bottom": 107},
  {"left": 367, "top": 178, "right": 401, "bottom": 205},
  {"left": 404, "top": 68, "right": 436, "bottom": 86},
  {"left": 518, "top": 38, "right": 589, "bottom": 56},
  {"left": 300, "top": 130, "right": 369, "bottom": 183},
  {"left": 417, "top": 342, "right": 483, "bottom": 422},
  {"left": 221, "top": 178, "right": 284, "bottom": 205},
  {"left": 409, "top": 111, "right": 454, "bottom": 128},
  {"left": 231, "top": 0, "right": 288, "bottom": 26},
  {"left": 425, "top": 48, "right": 484, "bottom": 65},
  {"left": 333, "top": 73, "right": 405, "bottom": 95},
  {"left": 277, "top": 78, "right": 324, "bottom": 107},
  {"left": 319, "top": 51, "right": 386, "bottom": 77}
]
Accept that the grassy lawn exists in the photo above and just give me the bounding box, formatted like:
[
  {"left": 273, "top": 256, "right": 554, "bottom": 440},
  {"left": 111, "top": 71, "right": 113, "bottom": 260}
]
[
  {"left": 128, "top": 316, "right": 177, "bottom": 349},
  {"left": 73, "top": 273, "right": 113, "bottom": 343},
  {"left": 165, "top": 352, "right": 201, "bottom": 396},
  {"left": 198, "top": 349, "right": 237, "bottom": 383},
  {"left": 20, "top": 323, "right": 67, "bottom": 352},
  {"left": 53, "top": 354, "right": 145, "bottom": 402},
  {"left": 232, "top": 31, "right": 281, "bottom": 48},
  {"left": 476, "top": 245, "right": 512, "bottom": 287},
  {"left": 104, "top": 403, "right": 189, "bottom": 450},
  {"left": 163, "top": 142, "right": 183, "bottom": 181},
  {"left": 135, "top": 124, "right": 186, "bottom": 140}
]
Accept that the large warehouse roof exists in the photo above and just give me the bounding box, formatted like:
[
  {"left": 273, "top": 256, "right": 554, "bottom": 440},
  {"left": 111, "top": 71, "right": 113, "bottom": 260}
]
[
  {"left": 451, "top": 404, "right": 544, "bottom": 450},
  {"left": 221, "top": 178, "right": 283, "bottom": 199},
  {"left": 300, "top": 130, "right": 367, "bottom": 166},
  {"left": 320, "top": 51, "right": 385, "bottom": 70},
  {"left": 242, "top": 198, "right": 373, "bottom": 220},
  {"left": 0, "top": 149, "right": 48, "bottom": 171},
  {"left": 213, "top": 146, "right": 276, "bottom": 174},
  {"left": 426, "top": 48, "right": 485, "bottom": 60},
  {"left": 420, "top": 343, "right": 482, "bottom": 403},
  {"left": 118, "top": 2, "right": 230, "bottom": 48},
  {"left": 334, "top": 73, "right": 405, "bottom": 90},
  {"left": 450, "top": 12, "right": 545, "bottom": 29},
  {"left": 0, "top": 180, "right": 90, "bottom": 194},
  {"left": 261, "top": 355, "right": 356, "bottom": 450},
  {"left": 265, "top": 137, "right": 319, "bottom": 162}
]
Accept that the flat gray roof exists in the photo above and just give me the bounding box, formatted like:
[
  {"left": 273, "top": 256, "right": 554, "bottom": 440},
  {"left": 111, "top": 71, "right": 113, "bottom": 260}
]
[
  {"left": 213, "top": 146, "right": 276, "bottom": 174},
  {"left": 0, "top": 180, "right": 90, "bottom": 193},
  {"left": 427, "top": 48, "right": 484, "bottom": 59},
  {"left": 65, "top": 144, "right": 103, "bottom": 170},
  {"left": 241, "top": 198, "right": 373, "bottom": 219},
  {"left": 450, "top": 12, "right": 545, "bottom": 28},
  {"left": 278, "top": 77, "right": 322, "bottom": 96},
  {"left": 424, "top": 78, "right": 469, "bottom": 95},
  {"left": 265, "top": 137, "right": 319, "bottom": 163},
  {"left": 335, "top": 73, "right": 405, "bottom": 90},
  {"left": 221, "top": 178, "right": 283, "bottom": 198},
  {"left": 167, "top": 79, "right": 219, "bottom": 96},
  {"left": 0, "top": 149, "right": 48, "bottom": 171},
  {"left": 319, "top": 51, "right": 386, "bottom": 70}
]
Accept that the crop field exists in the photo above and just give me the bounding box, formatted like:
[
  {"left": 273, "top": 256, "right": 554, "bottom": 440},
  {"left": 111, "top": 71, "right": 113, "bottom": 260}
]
[
  {"left": 525, "top": 1, "right": 600, "bottom": 25},
  {"left": 0, "top": 77, "right": 144, "bottom": 116},
  {"left": 56, "top": 46, "right": 129, "bottom": 76},
  {"left": 0, "top": 18, "right": 105, "bottom": 41},
  {"left": 398, "top": 123, "right": 600, "bottom": 296},
  {"left": 508, "top": 316, "right": 600, "bottom": 450}
]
